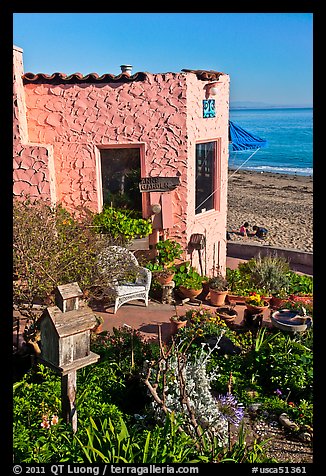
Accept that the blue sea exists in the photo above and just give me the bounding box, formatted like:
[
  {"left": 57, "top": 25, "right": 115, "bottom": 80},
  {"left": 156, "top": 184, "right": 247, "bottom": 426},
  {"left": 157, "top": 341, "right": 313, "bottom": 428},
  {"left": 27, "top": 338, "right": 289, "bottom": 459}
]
[{"left": 229, "top": 108, "right": 313, "bottom": 176}]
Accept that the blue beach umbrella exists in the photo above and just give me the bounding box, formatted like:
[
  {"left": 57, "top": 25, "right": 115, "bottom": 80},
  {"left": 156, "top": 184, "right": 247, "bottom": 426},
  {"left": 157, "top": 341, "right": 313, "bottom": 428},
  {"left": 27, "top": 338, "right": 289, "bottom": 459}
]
[
  {"left": 229, "top": 120, "right": 268, "bottom": 151},
  {"left": 228, "top": 120, "right": 268, "bottom": 173}
]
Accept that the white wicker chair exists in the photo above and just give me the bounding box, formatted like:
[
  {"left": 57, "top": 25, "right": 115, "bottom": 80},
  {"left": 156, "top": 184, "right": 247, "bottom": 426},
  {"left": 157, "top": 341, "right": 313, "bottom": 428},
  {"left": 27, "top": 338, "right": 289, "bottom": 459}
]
[{"left": 98, "top": 246, "right": 152, "bottom": 314}]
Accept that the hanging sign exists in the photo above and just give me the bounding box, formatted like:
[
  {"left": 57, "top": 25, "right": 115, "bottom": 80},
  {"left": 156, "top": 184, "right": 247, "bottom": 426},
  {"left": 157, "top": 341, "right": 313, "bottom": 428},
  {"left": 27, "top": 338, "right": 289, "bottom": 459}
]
[{"left": 139, "top": 176, "right": 180, "bottom": 192}]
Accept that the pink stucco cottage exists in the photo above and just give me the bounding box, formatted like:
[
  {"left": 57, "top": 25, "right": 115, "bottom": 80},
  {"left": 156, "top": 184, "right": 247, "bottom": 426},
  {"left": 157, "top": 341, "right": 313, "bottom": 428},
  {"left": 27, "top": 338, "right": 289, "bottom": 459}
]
[{"left": 13, "top": 45, "right": 230, "bottom": 276}]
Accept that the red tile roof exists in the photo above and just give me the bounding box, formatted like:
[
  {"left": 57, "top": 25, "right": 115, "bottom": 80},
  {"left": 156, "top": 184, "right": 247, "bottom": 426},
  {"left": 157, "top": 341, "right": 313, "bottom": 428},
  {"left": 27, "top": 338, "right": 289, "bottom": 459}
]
[
  {"left": 22, "top": 69, "right": 225, "bottom": 84},
  {"left": 22, "top": 71, "right": 147, "bottom": 84}
]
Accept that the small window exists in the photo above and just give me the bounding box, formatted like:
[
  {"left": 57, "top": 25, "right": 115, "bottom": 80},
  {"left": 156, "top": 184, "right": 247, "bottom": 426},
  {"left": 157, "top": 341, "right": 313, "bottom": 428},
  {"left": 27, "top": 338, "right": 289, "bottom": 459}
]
[{"left": 195, "top": 141, "right": 216, "bottom": 214}]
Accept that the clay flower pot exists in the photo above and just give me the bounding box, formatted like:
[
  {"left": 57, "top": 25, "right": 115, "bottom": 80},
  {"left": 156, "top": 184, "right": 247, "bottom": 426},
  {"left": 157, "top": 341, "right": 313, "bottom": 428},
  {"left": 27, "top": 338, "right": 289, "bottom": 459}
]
[
  {"left": 245, "top": 302, "right": 269, "bottom": 314},
  {"left": 209, "top": 289, "right": 228, "bottom": 307},
  {"left": 179, "top": 286, "right": 202, "bottom": 299},
  {"left": 270, "top": 296, "right": 287, "bottom": 309},
  {"left": 226, "top": 294, "right": 247, "bottom": 305},
  {"left": 154, "top": 271, "right": 175, "bottom": 285},
  {"left": 215, "top": 306, "right": 238, "bottom": 322},
  {"left": 170, "top": 316, "right": 188, "bottom": 334}
]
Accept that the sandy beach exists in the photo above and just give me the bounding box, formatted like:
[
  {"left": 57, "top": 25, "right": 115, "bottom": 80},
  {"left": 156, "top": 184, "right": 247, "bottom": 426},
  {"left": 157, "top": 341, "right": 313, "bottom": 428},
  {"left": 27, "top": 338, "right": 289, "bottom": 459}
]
[{"left": 227, "top": 169, "right": 313, "bottom": 253}]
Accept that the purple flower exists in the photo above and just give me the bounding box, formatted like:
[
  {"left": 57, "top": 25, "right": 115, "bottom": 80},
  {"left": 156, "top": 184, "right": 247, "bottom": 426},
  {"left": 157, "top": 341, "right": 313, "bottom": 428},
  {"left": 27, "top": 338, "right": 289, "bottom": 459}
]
[
  {"left": 274, "top": 388, "right": 282, "bottom": 396},
  {"left": 216, "top": 393, "right": 244, "bottom": 426}
]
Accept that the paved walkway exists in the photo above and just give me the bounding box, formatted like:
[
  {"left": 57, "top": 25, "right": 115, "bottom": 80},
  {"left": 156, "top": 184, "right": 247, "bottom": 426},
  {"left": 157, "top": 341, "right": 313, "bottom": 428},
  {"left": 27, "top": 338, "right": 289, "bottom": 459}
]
[
  {"left": 90, "top": 296, "right": 272, "bottom": 343},
  {"left": 12, "top": 256, "right": 289, "bottom": 347}
]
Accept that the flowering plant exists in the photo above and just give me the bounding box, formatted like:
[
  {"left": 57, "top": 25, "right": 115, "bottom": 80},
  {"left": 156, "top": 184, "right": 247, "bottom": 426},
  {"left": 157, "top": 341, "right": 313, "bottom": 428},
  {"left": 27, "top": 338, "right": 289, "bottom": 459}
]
[
  {"left": 216, "top": 393, "right": 244, "bottom": 427},
  {"left": 185, "top": 307, "right": 216, "bottom": 325},
  {"left": 245, "top": 292, "right": 268, "bottom": 307}
]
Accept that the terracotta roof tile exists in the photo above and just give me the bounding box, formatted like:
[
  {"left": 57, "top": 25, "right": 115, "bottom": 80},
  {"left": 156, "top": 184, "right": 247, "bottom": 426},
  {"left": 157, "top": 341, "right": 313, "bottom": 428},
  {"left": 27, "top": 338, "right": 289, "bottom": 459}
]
[
  {"left": 22, "top": 71, "right": 147, "bottom": 84},
  {"left": 181, "top": 69, "right": 225, "bottom": 81}
]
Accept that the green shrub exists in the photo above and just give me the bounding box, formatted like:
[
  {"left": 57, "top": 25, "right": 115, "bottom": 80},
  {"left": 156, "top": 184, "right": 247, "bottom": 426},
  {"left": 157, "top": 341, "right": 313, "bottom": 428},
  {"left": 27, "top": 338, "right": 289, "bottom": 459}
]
[
  {"left": 173, "top": 263, "right": 203, "bottom": 290},
  {"left": 238, "top": 254, "right": 290, "bottom": 296},
  {"left": 92, "top": 206, "right": 152, "bottom": 241},
  {"left": 13, "top": 200, "right": 102, "bottom": 307},
  {"left": 287, "top": 271, "right": 313, "bottom": 295}
]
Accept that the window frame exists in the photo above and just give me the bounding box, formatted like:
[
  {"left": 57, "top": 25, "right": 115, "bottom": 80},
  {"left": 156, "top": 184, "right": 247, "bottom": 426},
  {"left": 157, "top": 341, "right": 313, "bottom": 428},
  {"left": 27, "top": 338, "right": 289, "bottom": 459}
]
[
  {"left": 194, "top": 139, "right": 220, "bottom": 215},
  {"left": 95, "top": 143, "right": 146, "bottom": 213}
]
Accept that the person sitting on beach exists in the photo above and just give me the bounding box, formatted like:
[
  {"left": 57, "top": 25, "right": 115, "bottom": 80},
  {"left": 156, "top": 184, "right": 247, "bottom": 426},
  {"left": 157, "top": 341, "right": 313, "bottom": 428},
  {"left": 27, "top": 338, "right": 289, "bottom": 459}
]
[
  {"left": 251, "top": 225, "right": 268, "bottom": 240},
  {"left": 239, "top": 222, "right": 250, "bottom": 237},
  {"left": 228, "top": 222, "right": 250, "bottom": 239}
]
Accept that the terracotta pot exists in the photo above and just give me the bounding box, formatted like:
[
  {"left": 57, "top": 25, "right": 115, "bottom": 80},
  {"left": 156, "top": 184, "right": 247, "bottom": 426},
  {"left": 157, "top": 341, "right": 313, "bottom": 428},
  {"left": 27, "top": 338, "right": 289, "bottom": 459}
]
[
  {"left": 262, "top": 296, "right": 272, "bottom": 303},
  {"left": 245, "top": 303, "right": 269, "bottom": 314},
  {"left": 226, "top": 294, "right": 247, "bottom": 305},
  {"left": 179, "top": 286, "right": 202, "bottom": 299},
  {"left": 209, "top": 289, "right": 228, "bottom": 306},
  {"left": 289, "top": 294, "right": 313, "bottom": 305},
  {"left": 155, "top": 273, "right": 175, "bottom": 285},
  {"left": 92, "top": 323, "right": 104, "bottom": 334},
  {"left": 170, "top": 317, "right": 187, "bottom": 334},
  {"left": 215, "top": 306, "right": 238, "bottom": 321},
  {"left": 270, "top": 296, "right": 287, "bottom": 309}
]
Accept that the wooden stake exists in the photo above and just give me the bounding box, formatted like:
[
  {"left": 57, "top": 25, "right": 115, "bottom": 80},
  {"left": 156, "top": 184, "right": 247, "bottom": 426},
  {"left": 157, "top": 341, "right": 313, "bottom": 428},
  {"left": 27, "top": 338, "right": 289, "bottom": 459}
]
[{"left": 61, "top": 370, "right": 77, "bottom": 433}]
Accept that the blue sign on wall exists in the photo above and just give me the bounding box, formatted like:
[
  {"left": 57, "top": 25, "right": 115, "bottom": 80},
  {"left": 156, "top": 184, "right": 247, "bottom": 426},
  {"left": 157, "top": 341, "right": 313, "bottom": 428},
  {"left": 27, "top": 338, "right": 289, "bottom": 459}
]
[{"left": 203, "top": 99, "right": 216, "bottom": 118}]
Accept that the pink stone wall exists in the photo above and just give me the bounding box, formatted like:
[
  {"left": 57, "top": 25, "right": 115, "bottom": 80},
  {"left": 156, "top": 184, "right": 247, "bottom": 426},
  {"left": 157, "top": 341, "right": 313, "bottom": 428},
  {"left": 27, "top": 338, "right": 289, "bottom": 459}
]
[
  {"left": 184, "top": 73, "right": 230, "bottom": 275},
  {"left": 23, "top": 74, "right": 188, "bottom": 214},
  {"left": 13, "top": 46, "right": 56, "bottom": 203},
  {"left": 13, "top": 46, "right": 230, "bottom": 275}
]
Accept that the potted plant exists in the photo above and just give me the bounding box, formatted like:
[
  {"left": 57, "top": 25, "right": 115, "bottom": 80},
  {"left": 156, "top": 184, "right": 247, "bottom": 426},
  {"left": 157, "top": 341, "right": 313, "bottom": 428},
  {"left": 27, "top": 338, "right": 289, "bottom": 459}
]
[
  {"left": 146, "top": 262, "right": 174, "bottom": 285},
  {"left": 170, "top": 314, "right": 188, "bottom": 333},
  {"left": 241, "top": 254, "right": 291, "bottom": 300},
  {"left": 245, "top": 293, "right": 269, "bottom": 314},
  {"left": 287, "top": 271, "right": 313, "bottom": 305},
  {"left": 215, "top": 305, "right": 238, "bottom": 323},
  {"left": 175, "top": 265, "right": 203, "bottom": 299},
  {"left": 149, "top": 239, "right": 183, "bottom": 285},
  {"left": 208, "top": 272, "right": 229, "bottom": 306},
  {"left": 270, "top": 289, "right": 289, "bottom": 309}
]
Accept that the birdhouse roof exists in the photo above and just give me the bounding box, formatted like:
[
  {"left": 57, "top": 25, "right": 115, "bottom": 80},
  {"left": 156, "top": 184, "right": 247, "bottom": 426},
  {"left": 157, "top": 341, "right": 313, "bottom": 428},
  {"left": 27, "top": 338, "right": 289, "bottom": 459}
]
[
  {"left": 56, "top": 282, "right": 83, "bottom": 300},
  {"left": 40, "top": 304, "right": 97, "bottom": 338}
]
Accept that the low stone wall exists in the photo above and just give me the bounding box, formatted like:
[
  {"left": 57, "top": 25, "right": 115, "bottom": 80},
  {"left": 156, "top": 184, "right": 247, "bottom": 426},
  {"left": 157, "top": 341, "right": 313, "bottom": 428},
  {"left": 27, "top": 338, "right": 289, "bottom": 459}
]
[{"left": 227, "top": 242, "right": 313, "bottom": 275}]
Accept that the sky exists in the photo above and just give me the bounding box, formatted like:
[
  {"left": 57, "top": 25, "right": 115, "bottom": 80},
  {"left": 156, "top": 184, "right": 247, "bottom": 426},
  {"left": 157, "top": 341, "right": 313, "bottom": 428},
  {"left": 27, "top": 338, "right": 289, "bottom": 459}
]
[{"left": 13, "top": 12, "right": 313, "bottom": 107}]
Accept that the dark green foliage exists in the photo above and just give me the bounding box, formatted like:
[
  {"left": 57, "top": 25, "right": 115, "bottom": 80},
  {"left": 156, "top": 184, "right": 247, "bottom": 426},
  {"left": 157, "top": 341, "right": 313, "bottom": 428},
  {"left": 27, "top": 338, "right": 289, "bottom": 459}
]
[
  {"left": 287, "top": 271, "right": 313, "bottom": 295},
  {"left": 13, "top": 317, "right": 313, "bottom": 463},
  {"left": 92, "top": 206, "right": 152, "bottom": 240},
  {"left": 208, "top": 327, "right": 313, "bottom": 426},
  {"left": 173, "top": 262, "right": 203, "bottom": 290}
]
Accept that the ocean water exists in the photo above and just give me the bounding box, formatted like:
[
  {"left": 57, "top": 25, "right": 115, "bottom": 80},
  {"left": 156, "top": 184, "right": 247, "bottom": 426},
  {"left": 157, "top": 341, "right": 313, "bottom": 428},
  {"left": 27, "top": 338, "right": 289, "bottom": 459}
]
[{"left": 229, "top": 108, "right": 313, "bottom": 176}]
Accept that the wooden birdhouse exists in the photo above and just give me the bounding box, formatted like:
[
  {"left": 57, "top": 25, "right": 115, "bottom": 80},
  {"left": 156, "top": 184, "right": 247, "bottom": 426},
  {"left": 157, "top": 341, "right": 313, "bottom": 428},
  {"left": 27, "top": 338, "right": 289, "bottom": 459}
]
[
  {"left": 39, "top": 283, "right": 99, "bottom": 374},
  {"left": 55, "top": 282, "right": 83, "bottom": 313}
]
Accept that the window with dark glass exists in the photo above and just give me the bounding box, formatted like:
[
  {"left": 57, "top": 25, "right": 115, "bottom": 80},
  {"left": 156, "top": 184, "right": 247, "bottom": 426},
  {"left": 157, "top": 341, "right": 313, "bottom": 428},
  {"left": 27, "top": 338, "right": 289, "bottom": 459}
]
[
  {"left": 195, "top": 141, "right": 216, "bottom": 214},
  {"left": 100, "top": 148, "right": 142, "bottom": 212}
]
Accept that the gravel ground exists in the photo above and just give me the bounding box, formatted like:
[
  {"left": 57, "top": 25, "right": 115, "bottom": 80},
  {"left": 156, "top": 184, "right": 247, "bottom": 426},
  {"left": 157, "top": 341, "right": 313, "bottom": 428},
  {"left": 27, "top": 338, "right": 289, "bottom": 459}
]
[{"left": 232, "top": 415, "right": 313, "bottom": 463}]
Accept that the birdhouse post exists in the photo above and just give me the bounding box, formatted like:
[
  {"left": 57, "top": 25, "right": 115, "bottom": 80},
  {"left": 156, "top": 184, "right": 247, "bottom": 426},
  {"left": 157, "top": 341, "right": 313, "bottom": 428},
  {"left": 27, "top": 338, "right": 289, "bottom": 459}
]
[{"left": 38, "top": 282, "right": 100, "bottom": 433}]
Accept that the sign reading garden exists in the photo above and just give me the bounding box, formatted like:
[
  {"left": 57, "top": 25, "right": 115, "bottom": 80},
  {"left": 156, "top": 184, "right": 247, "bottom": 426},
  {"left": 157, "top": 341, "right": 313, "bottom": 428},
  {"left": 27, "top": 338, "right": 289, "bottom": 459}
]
[{"left": 139, "top": 176, "right": 180, "bottom": 192}]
